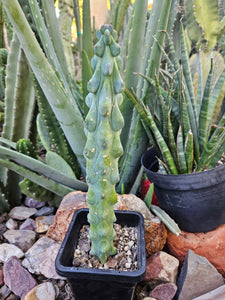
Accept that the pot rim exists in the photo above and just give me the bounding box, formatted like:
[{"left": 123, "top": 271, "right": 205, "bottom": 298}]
[{"left": 141, "top": 148, "right": 225, "bottom": 189}]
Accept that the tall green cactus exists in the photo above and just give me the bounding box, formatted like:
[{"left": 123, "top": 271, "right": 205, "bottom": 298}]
[{"left": 84, "top": 25, "right": 124, "bottom": 263}]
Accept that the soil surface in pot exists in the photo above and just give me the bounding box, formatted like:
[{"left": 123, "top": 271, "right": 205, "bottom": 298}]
[{"left": 73, "top": 223, "right": 138, "bottom": 271}]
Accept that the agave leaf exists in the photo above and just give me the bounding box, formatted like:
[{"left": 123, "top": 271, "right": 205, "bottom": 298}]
[
  {"left": 0, "top": 158, "right": 73, "bottom": 196},
  {"left": 46, "top": 151, "right": 77, "bottom": 179},
  {"left": 0, "top": 145, "right": 87, "bottom": 191}
]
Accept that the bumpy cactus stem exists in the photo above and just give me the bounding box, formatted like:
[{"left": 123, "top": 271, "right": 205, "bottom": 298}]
[{"left": 84, "top": 25, "right": 124, "bottom": 264}]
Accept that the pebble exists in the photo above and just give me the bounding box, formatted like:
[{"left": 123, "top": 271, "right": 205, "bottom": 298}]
[
  {"left": 22, "top": 236, "right": 63, "bottom": 279},
  {"left": 3, "top": 230, "right": 36, "bottom": 252},
  {"left": 19, "top": 219, "right": 36, "bottom": 231},
  {"left": 149, "top": 283, "right": 177, "bottom": 300},
  {"left": 0, "top": 244, "right": 24, "bottom": 262},
  {"left": 24, "top": 282, "right": 56, "bottom": 300},
  {"left": 24, "top": 197, "right": 46, "bottom": 209},
  {"left": 3, "top": 257, "right": 37, "bottom": 300},
  {"left": 9, "top": 207, "right": 37, "bottom": 220},
  {"left": 35, "top": 215, "right": 55, "bottom": 233},
  {"left": 73, "top": 223, "right": 138, "bottom": 271},
  {"left": 0, "top": 285, "right": 11, "bottom": 299},
  {"left": 5, "top": 219, "right": 18, "bottom": 230},
  {"left": 34, "top": 206, "right": 55, "bottom": 217}
]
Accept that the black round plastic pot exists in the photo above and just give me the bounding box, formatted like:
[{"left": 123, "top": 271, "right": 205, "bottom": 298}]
[
  {"left": 55, "top": 208, "right": 146, "bottom": 300},
  {"left": 141, "top": 148, "right": 225, "bottom": 233}
]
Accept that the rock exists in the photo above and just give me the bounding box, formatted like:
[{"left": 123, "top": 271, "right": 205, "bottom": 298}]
[
  {"left": 0, "top": 244, "right": 24, "bottom": 262},
  {"left": 176, "top": 249, "right": 224, "bottom": 300},
  {"left": 9, "top": 207, "right": 37, "bottom": 220},
  {"left": 19, "top": 219, "right": 36, "bottom": 231},
  {"left": 144, "top": 218, "right": 167, "bottom": 256},
  {"left": 192, "top": 285, "right": 225, "bottom": 300},
  {"left": 47, "top": 191, "right": 126, "bottom": 242},
  {"left": 24, "top": 197, "right": 46, "bottom": 209},
  {"left": 3, "top": 230, "right": 36, "bottom": 252},
  {"left": 0, "top": 213, "right": 7, "bottom": 224},
  {"left": 5, "top": 294, "right": 20, "bottom": 300},
  {"left": 22, "top": 236, "right": 64, "bottom": 279},
  {"left": 35, "top": 215, "right": 54, "bottom": 233},
  {"left": 5, "top": 218, "right": 18, "bottom": 230},
  {"left": 149, "top": 283, "right": 177, "bottom": 300},
  {"left": 143, "top": 298, "right": 157, "bottom": 300},
  {"left": 34, "top": 206, "right": 55, "bottom": 217},
  {"left": 0, "top": 285, "right": 11, "bottom": 299},
  {"left": 0, "top": 223, "right": 7, "bottom": 236},
  {"left": 47, "top": 191, "right": 152, "bottom": 243},
  {"left": 144, "top": 251, "right": 179, "bottom": 288},
  {"left": 0, "top": 267, "right": 3, "bottom": 286},
  {"left": 118, "top": 194, "right": 153, "bottom": 220},
  {"left": 167, "top": 224, "right": 225, "bottom": 275},
  {"left": 3, "top": 257, "right": 37, "bottom": 300},
  {"left": 24, "top": 282, "right": 56, "bottom": 300}
]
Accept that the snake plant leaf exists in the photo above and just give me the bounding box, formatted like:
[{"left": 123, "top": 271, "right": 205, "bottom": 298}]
[
  {"left": 193, "top": 0, "right": 220, "bottom": 51},
  {"left": 176, "top": 126, "right": 187, "bottom": 173},
  {"left": 198, "top": 59, "right": 214, "bottom": 153},
  {"left": 184, "top": 130, "right": 194, "bottom": 173},
  {"left": 151, "top": 204, "right": 181, "bottom": 236}
]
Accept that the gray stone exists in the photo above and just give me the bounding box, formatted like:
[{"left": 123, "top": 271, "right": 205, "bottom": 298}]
[
  {"left": 3, "top": 230, "right": 36, "bottom": 252},
  {"left": 0, "top": 223, "right": 7, "bottom": 236},
  {"left": 3, "top": 257, "right": 37, "bottom": 300},
  {"left": 193, "top": 285, "right": 225, "bottom": 300},
  {"left": 24, "top": 197, "right": 46, "bottom": 209},
  {"left": 150, "top": 283, "right": 177, "bottom": 300},
  {"left": 5, "top": 218, "right": 18, "bottom": 230},
  {"left": 176, "top": 250, "right": 224, "bottom": 300},
  {"left": 24, "top": 282, "right": 56, "bottom": 300},
  {"left": 35, "top": 215, "right": 54, "bottom": 233},
  {"left": 19, "top": 218, "right": 36, "bottom": 231},
  {"left": 0, "top": 243, "right": 24, "bottom": 262},
  {"left": 9, "top": 207, "right": 37, "bottom": 220},
  {"left": 22, "top": 236, "right": 64, "bottom": 279},
  {"left": 34, "top": 206, "right": 55, "bottom": 217},
  {"left": 0, "top": 285, "right": 11, "bottom": 299}
]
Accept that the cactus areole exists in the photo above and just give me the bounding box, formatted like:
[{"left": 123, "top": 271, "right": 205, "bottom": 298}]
[{"left": 83, "top": 25, "right": 124, "bottom": 263}]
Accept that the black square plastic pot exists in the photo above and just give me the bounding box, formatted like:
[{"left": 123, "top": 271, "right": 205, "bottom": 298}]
[
  {"left": 55, "top": 208, "right": 146, "bottom": 300},
  {"left": 141, "top": 147, "right": 225, "bottom": 233}
]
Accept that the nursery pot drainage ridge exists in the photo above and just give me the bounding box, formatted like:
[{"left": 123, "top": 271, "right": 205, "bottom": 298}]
[{"left": 55, "top": 208, "right": 146, "bottom": 300}]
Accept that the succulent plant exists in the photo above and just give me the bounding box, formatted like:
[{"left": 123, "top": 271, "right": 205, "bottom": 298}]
[{"left": 84, "top": 24, "right": 124, "bottom": 263}]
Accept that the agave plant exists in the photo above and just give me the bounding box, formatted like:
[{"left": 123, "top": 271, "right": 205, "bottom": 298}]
[
  {"left": 127, "top": 22, "right": 225, "bottom": 174},
  {"left": 0, "top": 0, "right": 174, "bottom": 209}
]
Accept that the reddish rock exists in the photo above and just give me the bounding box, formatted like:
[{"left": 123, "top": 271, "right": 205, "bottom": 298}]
[
  {"left": 150, "top": 283, "right": 177, "bottom": 300},
  {"left": 144, "top": 218, "right": 167, "bottom": 257},
  {"left": 144, "top": 251, "right": 179, "bottom": 288},
  {"left": 0, "top": 267, "right": 3, "bottom": 286},
  {"left": 47, "top": 191, "right": 127, "bottom": 242},
  {"left": 3, "top": 256, "right": 37, "bottom": 300},
  {"left": 167, "top": 223, "right": 225, "bottom": 275}
]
